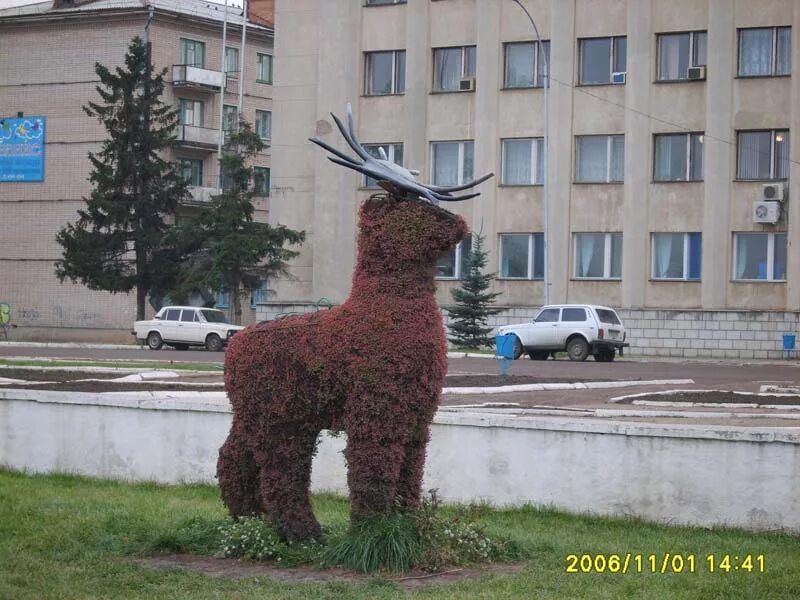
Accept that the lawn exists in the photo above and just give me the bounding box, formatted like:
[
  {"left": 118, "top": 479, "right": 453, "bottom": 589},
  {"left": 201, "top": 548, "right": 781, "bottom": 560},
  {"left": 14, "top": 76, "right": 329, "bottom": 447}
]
[{"left": 1, "top": 469, "right": 797, "bottom": 599}]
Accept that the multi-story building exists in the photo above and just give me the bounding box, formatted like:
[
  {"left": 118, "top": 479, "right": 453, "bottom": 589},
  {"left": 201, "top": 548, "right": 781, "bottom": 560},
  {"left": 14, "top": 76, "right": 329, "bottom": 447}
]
[
  {"left": 269, "top": 0, "right": 800, "bottom": 359},
  {"left": 0, "top": 0, "right": 274, "bottom": 342}
]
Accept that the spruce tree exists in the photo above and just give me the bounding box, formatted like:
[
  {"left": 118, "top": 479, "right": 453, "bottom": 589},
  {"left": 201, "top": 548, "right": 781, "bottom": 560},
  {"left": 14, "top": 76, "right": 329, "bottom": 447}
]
[
  {"left": 445, "top": 232, "right": 504, "bottom": 348},
  {"left": 168, "top": 122, "right": 305, "bottom": 325},
  {"left": 55, "top": 37, "right": 187, "bottom": 320}
]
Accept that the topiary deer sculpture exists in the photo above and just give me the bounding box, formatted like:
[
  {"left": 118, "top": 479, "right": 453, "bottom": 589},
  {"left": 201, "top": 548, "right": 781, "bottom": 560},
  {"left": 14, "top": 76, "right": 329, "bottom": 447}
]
[{"left": 217, "top": 105, "right": 492, "bottom": 541}]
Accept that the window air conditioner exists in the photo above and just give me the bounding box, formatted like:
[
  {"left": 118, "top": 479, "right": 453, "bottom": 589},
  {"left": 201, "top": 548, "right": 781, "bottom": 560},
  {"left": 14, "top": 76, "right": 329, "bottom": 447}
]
[
  {"left": 687, "top": 66, "right": 706, "bottom": 80},
  {"left": 753, "top": 201, "right": 781, "bottom": 224},
  {"left": 762, "top": 182, "right": 785, "bottom": 201},
  {"left": 611, "top": 71, "right": 626, "bottom": 84},
  {"left": 459, "top": 76, "right": 476, "bottom": 91}
]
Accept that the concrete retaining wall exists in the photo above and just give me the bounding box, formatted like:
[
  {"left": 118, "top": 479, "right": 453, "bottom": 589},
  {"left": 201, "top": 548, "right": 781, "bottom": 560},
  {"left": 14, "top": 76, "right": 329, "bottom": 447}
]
[{"left": 2, "top": 391, "right": 798, "bottom": 533}]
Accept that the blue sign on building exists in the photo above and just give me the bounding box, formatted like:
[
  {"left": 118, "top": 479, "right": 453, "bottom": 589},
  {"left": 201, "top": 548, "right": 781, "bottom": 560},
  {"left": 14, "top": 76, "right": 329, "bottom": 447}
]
[{"left": 0, "top": 117, "right": 46, "bottom": 182}]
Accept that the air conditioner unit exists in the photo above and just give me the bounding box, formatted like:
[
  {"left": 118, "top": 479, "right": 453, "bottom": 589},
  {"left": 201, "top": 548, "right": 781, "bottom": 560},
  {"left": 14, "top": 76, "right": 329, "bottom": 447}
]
[
  {"left": 611, "top": 71, "right": 626, "bottom": 84},
  {"left": 459, "top": 76, "right": 476, "bottom": 91},
  {"left": 687, "top": 65, "right": 706, "bottom": 80},
  {"left": 753, "top": 200, "right": 781, "bottom": 224},
  {"left": 762, "top": 182, "right": 785, "bottom": 201}
]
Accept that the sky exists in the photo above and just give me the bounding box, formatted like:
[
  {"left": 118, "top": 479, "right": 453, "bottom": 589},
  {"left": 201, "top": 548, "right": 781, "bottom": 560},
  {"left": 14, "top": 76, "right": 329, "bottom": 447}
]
[{"left": 0, "top": 0, "right": 243, "bottom": 9}]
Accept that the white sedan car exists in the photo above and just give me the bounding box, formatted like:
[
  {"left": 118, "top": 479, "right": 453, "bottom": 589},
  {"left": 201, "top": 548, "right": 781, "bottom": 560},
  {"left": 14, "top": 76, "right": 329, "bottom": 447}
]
[{"left": 132, "top": 306, "right": 244, "bottom": 351}]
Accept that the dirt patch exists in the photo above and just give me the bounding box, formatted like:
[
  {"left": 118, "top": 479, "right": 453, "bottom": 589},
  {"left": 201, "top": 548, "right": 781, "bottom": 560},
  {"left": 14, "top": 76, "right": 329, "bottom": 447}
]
[
  {"left": 621, "top": 390, "right": 800, "bottom": 406},
  {"left": 137, "top": 553, "right": 524, "bottom": 589},
  {"left": 6, "top": 381, "right": 223, "bottom": 393},
  {"left": 0, "top": 368, "right": 123, "bottom": 382}
]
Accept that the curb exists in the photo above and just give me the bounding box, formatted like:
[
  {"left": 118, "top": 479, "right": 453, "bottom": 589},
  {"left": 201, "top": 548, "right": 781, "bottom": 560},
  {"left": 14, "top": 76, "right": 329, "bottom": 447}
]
[{"left": 442, "top": 378, "right": 694, "bottom": 395}]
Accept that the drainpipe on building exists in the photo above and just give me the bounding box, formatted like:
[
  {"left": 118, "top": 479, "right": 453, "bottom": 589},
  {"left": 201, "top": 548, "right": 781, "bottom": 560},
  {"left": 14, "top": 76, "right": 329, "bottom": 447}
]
[
  {"left": 217, "top": 0, "right": 229, "bottom": 181},
  {"left": 511, "top": 0, "right": 549, "bottom": 307},
  {"left": 236, "top": 0, "right": 248, "bottom": 121}
]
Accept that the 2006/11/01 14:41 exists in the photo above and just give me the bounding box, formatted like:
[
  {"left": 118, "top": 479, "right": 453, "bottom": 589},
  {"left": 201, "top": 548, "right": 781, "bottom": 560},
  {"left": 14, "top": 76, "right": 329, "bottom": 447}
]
[{"left": 565, "top": 553, "right": 766, "bottom": 574}]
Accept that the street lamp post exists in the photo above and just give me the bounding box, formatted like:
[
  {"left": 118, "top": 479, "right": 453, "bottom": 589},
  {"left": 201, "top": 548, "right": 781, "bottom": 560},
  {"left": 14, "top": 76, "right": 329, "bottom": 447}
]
[{"left": 510, "top": 0, "right": 549, "bottom": 307}]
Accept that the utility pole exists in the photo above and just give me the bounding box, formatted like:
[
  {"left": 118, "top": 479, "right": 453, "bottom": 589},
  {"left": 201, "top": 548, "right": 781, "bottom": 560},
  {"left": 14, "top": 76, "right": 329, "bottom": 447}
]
[
  {"left": 217, "top": 0, "right": 229, "bottom": 187},
  {"left": 138, "top": 3, "right": 155, "bottom": 320}
]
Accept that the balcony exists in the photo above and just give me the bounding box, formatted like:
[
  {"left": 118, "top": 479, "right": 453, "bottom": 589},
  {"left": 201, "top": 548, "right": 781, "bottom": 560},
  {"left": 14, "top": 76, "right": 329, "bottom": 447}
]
[
  {"left": 186, "top": 186, "right": 221, "bottom": 204},
  {"left": 172, "top": 65, "right": 224, "bottom": 91},
  {"left": 176, "top": 125, "right": 220, "bottom": 150}
]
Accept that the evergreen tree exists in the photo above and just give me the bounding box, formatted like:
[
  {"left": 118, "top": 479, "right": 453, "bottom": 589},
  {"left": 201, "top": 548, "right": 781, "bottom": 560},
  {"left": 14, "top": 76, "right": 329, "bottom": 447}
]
[
  {"left": 55, "top": 37, "right": 187, "bottom": 320},
  {"left": 445, "top": 233, "right": 504, "bottom": 348},
  {"left": 168, "top": 122, "right": 305, "bottom": 325}
]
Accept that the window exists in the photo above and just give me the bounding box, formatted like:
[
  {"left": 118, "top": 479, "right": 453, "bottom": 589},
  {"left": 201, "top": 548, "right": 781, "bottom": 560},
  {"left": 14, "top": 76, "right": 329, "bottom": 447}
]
[
  {"left": 177, "top": 158, "right": 203, "bottom": 186},
  {"left": 179, "top": 38, "right": 205, "bottom": 67},
  {"left": 256, "top": 53, "right": 273, "bottom": 84},
  {"left": 561, "top": 307, "right": 587, "bottom": 322},
  {"left": 574, "top": 233, "right": 622, "bottom": 279},
  {"left": 652, "top": 233, "right": 702, "bottom": 280},
  {"left": 179, "top": 99, "right": 203, "bottom": 127},
  {"left": 431, "top": 141, "right": 473, "bottom": 186},
  {"left": 250, "top": 279, "right": 268, "bottom": 308},
  {"left": 535, "top": 308, "right": 559, "bottom": 322},
  {"left": 436, "top": 235, "right": 472, "bottom": 279},
  {"left": 737, "top": 130, "right": 789, "bottom": 180},
  {"left": 255, "top": 110, "right": 272, "bottom": 141},
  {"left": 499, "top": 233, "right": 544, "bottom": 279},
  {"left": 738, "top": 27, "right": 791, "bottom": 76},
  {"left": 365, "top": 50, "right": 406, "bottom": 95},
  {"left": 362, "top": 143, "right": 403, "bottom": 188},
  {"left": 654, "top": 133, "right": 704, "bottom": 181},
  {"left": 734, "top": 232, "right": 787, "bottom": 281},
  {"left": 579, "top": 36, "right": 626, "bottom": 84},
  {"left": 433, "top": 46, "right": 476, "bottom": 92},
  {"left": 223, "top": 104, "right": 238, "bottom": 134},
  {"left": 657, "top": 31, "right": 707, "bottom": 80},
  {"left": 225, "top": 46, "right": 239, "bottom": 75},
  {"left": 253, "top": 167, "right": 270, "bottom": 196},
  {"left": 575, "top": 135, "right": 624, "bottom": 182},
  {"left": 164, "top": 308, "right": 181, "bottom": 321},
  {"left": 180, "top": 309, "right": 197, "bottom": 322},
  {"left": 501, "top": 138, "right": 544, "bottom": 185},
  {"left": 216, "top": 289, "right": 230, "bottom": 308},
  {"left": 503, "top": 41, "right": 550, "bottom": 88},
  {"left": 365, "top": 0, "right": 406, "bottom": 4}
]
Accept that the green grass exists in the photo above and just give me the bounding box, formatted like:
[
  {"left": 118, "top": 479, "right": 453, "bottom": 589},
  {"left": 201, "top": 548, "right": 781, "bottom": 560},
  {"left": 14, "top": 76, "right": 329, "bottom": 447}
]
[
  {"left": 0, "top": 358, "right": 223, "bottom": 372},
  {"left": 1, "top": 469, "right": 798, "bottom": 599}
]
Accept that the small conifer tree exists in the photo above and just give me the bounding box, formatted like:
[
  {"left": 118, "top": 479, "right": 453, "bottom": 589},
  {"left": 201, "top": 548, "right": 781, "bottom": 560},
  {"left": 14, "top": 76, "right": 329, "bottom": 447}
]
[{"left": 445, "top": 232, "right": 503, "bottom": 348}]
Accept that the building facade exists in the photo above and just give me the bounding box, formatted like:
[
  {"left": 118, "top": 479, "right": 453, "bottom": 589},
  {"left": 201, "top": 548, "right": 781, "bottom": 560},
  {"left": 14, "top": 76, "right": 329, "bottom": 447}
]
[
  {"left": 268, "top": 0, "right": 800, "bottom": 359},
  {"left": 0, "top": 0, "right": 274, "bottom": 342}
]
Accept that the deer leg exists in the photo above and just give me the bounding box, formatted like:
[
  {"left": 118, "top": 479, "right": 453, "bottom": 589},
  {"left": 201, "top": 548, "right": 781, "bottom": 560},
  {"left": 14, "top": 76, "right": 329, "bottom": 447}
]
[
  {"left": 217, "top": 423, "right": 263, "bottom": 517},
  {"left": 345, "top": 431, "right": 405, "bottom": 522},
  {"left": 395, "top": 414, "right": 434, "bottom": 511},
  {"left": 257, "top": 426, "right": 323, "bottom": 542}
]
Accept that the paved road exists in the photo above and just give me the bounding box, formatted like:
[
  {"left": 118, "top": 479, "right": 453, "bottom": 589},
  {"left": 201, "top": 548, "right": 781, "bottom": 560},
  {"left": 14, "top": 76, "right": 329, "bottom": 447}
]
[{"left": 3, "top": 345, "right": 800, "bottom": 389}]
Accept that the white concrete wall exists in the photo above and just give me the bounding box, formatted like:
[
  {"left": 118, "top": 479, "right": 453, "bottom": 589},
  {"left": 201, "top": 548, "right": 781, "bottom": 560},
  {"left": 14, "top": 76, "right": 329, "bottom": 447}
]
[{"left": 2, "top": 391, "right": 798, "bottom": 533}]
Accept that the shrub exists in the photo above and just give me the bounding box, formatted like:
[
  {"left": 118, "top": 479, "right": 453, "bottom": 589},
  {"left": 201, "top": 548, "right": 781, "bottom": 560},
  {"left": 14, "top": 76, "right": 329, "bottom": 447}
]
[{"left": 217, "top": 516, "right": 326, "bottom": 566}]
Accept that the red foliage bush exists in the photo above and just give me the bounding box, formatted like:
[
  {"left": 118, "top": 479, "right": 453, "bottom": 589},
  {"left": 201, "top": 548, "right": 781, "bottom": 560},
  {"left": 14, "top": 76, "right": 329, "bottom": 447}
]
[{"left": 217, "top": 194, "right": 468, "bottom": 541}]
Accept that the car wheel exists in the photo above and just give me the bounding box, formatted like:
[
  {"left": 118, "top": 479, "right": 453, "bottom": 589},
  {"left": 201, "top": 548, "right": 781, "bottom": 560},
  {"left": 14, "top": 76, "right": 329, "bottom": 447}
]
[
  {"left": 147, "top": 331, "right": 163, "bottom": 351},
  {"left": 512, "top": 336, "right": 524, "bottom": 360},
  {"left": 528, "top": 350, "right": 549, "bottom": 361},
  {"left": 567, "top": 337, "right": 589, "bottom": 362},
  {"left": 173, "top": 344, "right": 189, "bottom": 351},
  {"left": 604, "top": 350, "right": 616, "bottom": 362},
  {"left": 205, "top": 333, "right": 223, "bottom": 352}
]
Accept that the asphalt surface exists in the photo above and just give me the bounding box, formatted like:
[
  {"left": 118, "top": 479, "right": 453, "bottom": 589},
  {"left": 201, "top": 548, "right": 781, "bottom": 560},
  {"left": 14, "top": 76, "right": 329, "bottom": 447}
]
[{"left": 3, "top": 344, "right": 800, "bottom": 390}]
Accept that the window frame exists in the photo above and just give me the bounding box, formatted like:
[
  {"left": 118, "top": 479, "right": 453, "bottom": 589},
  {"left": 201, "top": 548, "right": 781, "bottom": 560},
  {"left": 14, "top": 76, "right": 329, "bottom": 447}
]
[
  {"left": 364, "top": 0, "right": 406, "bottom": 5},
  {"left": 435, "top": 234, "right": 472, "bottom": 280},
  {"left": 176, "top": 157, "right": 203, "bottom": 187},
  {"left": 732, "top": 232, "right": 787, "bottom": 282},
  {"left": 179, "top": 38, "right": 205, "bottom": 68},
  {"left": 250, "top": 279, "right": 268, "bottom": 308},
  {"left": 502, "top": 40, "right": 550, "bottom": 89},
  {"left": 578, "top": 35, "right": 627, "bottom": 85},
  {"left": 573, "top": 232, "right": 623, "bottom": 280},
  {"left": 432, "top": 45, "right": 477, "bottom": 92},
  {"left": 500, "top": 137, "right": 545, "bottom": 185},
  {"left": 225, "top": 46, "right": 240, "bottom": 76},
  {"left": 178, "top": 98, "right": 204, "bottom": 127},
  {"left": 737, "top": 26, "right": 791, "bottom": 78},
  {"left": 253, "top": 166, "right": 270, "bottom": 197},
  {"left": 361, "top": 143, "right": 403, "bottom": 188},
  {"left": 574, "top": 134, "right": 625, "bottom": 183},
  {"left": 656, "top": 30, "right": 708, "bottom": 82},
  {"left": 430, "top": 140, "right": 474, "bottom": 187},
  {"left": 364, "top": 49, "right": 406, "bottom": 96},
  {"left": 653, "top": 132, "right": 704, "bottom": 182},
  {"left": 736, "top": 129, "right": 789, "bottom": 181},
  {"left": 255, "top": 110, "right": 272, "bottom": 142},
  {"left": 256, "top": 53, "right": 273, "bottom": 84},
  {"left": 651, "top": 232, "right": 702, "bottom": 281},
  {"left": 498, "top": 232, "right": 544, "bottom": 280},
  {"left": 223, "top": 104, "right": 238, "bottom": 135}
]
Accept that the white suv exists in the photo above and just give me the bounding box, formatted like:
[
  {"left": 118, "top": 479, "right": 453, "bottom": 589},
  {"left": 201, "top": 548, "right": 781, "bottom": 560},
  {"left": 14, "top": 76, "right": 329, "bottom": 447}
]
[
  {"left": 133, "top": 306, "right": 244, "bottom": 351},
  {"left": 496, "top": 304, "right": 628, "bottom": 362}
]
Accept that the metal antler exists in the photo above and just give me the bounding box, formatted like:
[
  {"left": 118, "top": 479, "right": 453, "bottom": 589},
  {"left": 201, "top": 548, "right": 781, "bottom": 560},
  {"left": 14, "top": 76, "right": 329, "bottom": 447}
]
[{"left": 309, "top": 103, "right": 493, "bottom": 203}]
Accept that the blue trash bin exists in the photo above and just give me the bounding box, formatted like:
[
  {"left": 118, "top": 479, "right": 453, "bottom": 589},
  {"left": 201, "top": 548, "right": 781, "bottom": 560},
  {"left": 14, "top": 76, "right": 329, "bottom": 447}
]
[
  {"left": 783, "top": 333, "right": 796, "bottom": 352},
  {"left": 495, "top": 334, "right": 517, "bottom": 359}
]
